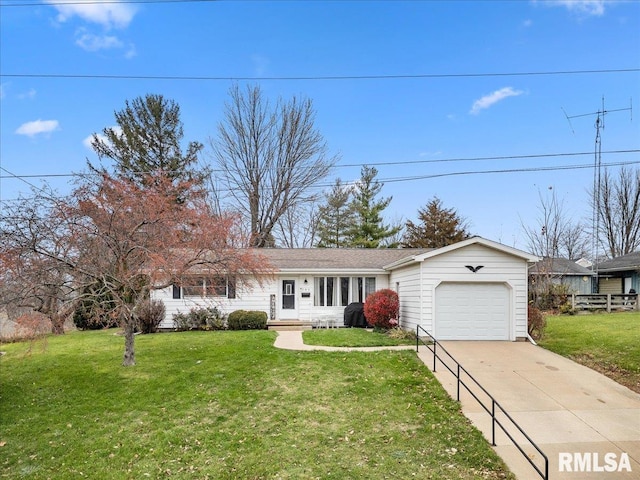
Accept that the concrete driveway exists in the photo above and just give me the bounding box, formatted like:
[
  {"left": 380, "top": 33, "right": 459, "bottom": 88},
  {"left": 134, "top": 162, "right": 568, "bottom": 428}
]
[{"left": 418, "top": 341, "right": 640, "bottom": 479}]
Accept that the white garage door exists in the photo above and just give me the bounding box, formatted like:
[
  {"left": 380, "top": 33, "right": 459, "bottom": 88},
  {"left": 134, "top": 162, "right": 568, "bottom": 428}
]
[{"left": 435, "top": 283, "right": 510, "bottom": 340}]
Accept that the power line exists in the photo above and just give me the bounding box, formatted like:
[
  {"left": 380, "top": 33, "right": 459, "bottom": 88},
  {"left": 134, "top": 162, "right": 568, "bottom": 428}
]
[
  {"left": 2, "top": 68, "right": 639, "bottom": 82},
  {"left": 339, "top": 149, "right": 640, "bottom": 168},
  {"left": 373, "top": 159, "right": 640, "bottom": 185},
  {"left": 1, "top": 149, "right": 639, "bottom": 181},
  {"left": 2, "top": 157, "right": 639, "bottom": 198}
]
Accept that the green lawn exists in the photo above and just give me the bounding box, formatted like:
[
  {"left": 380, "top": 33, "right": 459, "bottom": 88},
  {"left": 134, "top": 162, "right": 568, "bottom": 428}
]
[
  {"left": 538, "top": 311, "right": 640, "bottom": 393},
  {"left": 303, "top": 327, "right": 415, "bottom": 347},
  {"left": 0, "top": 330, "right": 513, "bottom": 479}
]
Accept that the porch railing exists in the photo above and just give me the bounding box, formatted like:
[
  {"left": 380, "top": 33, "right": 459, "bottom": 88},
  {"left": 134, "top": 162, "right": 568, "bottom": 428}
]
[
  {"left": 571, "top": 293, "right": 638, "bottom": 312},
  {"left": 416, "top": 326, "right": 549, "bottom": 480}
]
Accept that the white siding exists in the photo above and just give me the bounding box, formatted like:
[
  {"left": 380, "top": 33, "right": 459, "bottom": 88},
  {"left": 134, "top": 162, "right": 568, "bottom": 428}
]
[
  {"left": 151, "top": 277, "right": 275, "bottom": 329},
  {"left": 389, "top": 263, "right": 423, "bottom": 331},
  {"left": 416, "top": 244, "right": 529, "bottom": 341},
  {"left": 151, "top": 273, "right": 391, "bottom": 328}
]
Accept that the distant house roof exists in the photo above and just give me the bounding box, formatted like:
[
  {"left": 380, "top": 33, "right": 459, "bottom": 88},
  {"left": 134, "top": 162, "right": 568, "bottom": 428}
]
[
  {"left": 596, "top": 251, "right": 640, "bottom": 273},
  {"left": 258, "top": 248, "right": 432, "bottom": 272},
  {"left": 529, "top": 257, "right": 595, "bottom": 276}
]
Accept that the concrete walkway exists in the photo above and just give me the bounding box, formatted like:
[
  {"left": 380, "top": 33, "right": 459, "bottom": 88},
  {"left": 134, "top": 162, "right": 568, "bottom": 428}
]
[{"left": 274, "top": 331, "right": 640, "bottom": 480}]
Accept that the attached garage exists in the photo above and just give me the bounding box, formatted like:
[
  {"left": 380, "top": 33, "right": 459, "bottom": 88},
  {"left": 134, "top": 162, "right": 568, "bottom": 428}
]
[
  {"left": 435, "top": 282, "right": 510, "bottom": 340},
  {"left": 386, "top": 237, "right": 538, "bottom": 341}
]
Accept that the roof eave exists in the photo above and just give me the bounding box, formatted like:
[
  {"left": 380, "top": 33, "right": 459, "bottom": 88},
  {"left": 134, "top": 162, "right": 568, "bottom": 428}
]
[{"left": 276, "top": 268, "right": 389, "bottom": 275}]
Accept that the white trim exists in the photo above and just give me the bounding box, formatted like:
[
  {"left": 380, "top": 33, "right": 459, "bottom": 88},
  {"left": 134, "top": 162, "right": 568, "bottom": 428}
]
[{"left": 384, "top": 237, "right": 539, "bottom": 270}]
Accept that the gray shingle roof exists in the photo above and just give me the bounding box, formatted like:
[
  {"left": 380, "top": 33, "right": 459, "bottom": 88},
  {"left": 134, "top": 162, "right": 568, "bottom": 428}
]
[
  {"left": 257, "top": 248, "right": 432, "bottom": 271},
  {"left": 529, "top": 257, "right": 595, "bottom": 275},
  {"left": 596, "top": 251, "right": 640, "bottom": 272}
]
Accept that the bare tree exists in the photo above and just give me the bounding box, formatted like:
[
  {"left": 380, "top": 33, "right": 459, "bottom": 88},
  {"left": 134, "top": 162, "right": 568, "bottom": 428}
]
[
  {"left": 522, "top": 188, "right": 589, "bottom": 259},
  {"left": 0, "top": 188, "right": 78, "bottom": 335},
  {"left": 210, "top": 84, "right": 338, "bottom": 247},
  {"left": 593, "top": 166, "right": 640, "bottom": 258},
  {"left": 2, "top": 174, "right": 269, "bottom": 366},
  {"left": 275, "top": 201, "right": 319, "bottom": 248},
  {"left": 560, "top": 223, "right": 591, "bottom": 260},
  {"left": 523, "top": 188, "right": 590, "bottom": 309},
  {"left": 523, "top": 189, "right": 563, "bottom": 258}
]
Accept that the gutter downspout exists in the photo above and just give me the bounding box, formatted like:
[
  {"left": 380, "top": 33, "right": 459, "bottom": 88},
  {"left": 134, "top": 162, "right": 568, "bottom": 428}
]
[{"left": 527, "top": 334, "right": 538, "bottom": 346}]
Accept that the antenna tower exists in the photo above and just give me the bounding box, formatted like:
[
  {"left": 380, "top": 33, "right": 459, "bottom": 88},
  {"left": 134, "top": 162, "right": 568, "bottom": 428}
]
[{"left": 562, "top": 97, "right": 633, "bottom": 282}]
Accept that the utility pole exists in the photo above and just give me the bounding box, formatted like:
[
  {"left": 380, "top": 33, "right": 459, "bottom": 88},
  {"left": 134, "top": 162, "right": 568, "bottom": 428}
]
[{"left": 562, "top": 97, "right": 633, "bottom": 288}]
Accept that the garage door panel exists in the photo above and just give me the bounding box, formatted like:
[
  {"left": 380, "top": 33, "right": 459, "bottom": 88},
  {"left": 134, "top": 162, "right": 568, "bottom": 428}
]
[{"left": 436, "top": 283, "right": 510, "bottom": 340}]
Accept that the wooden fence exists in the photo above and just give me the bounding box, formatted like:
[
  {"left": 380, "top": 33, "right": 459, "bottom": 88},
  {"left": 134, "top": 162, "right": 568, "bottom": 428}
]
[{"left": 571, "top": 294, "right": 639, "bottom": 312}]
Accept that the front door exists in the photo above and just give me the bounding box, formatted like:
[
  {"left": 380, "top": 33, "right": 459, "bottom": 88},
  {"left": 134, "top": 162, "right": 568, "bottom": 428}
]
[{"left": 280, "top": 279, "right": 298, "bottom": 319}]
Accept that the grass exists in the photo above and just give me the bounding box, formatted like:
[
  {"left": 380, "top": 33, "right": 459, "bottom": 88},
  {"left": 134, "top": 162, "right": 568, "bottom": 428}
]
[
  {"left": 0, "top": 329, "right": 513, "bottom": 479},
  {"left": 303, "top": 327, "right": 415, "bottom": 347},
  {"left": 538, "top": 311, "right": 640, "bottom": 393}
]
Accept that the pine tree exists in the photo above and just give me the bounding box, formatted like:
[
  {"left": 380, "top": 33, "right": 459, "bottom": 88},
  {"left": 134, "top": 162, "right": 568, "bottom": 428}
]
[
  {"left": 403, "top": 197, "right": 470, "bottom": 248},
  {"left": 90, "top": 94, "right": 205, "bottom": 191},
  {"left": 315, "top": 179, "right": 356, "bottom": 247},
  {"left": 347, "top": 166, "right": 400, "bottom": 248}
]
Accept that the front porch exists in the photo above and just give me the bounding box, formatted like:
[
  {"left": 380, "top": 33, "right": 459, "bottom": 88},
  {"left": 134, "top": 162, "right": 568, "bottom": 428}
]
[
  {"left": 267, "top": 320, "right": 314, "bottom": 331},
  {"left": 267, "top": 316, "right": 345, "bottom": 331}
]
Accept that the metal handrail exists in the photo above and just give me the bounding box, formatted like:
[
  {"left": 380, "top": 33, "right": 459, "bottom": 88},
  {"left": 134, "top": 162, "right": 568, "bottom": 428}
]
[{"left": 416, "top": 325, "right": 549, "bottom": 480}]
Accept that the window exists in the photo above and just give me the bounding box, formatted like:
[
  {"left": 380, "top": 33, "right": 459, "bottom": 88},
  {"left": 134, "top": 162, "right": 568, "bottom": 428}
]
[
  {"left": 314, "top": 277, "right": 325, "bottom": 306},
  {"left": 314, "top": 276, "right": 375, "bottom": 306},
  {"left": 176, "top": 276, "right": 236, "bottom": 298},
  {"left": 340, "top": 277, "right": 349, "bottom": 306},
  {"left": 365, "top": 277, "right": 376, "bottom": 299}
]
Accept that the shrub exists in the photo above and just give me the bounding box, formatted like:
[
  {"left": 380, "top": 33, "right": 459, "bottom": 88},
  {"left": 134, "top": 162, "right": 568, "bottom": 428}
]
[
  {"left": 387, "top": 326, "right": 416, "bottom": 341},
  {"left": 558, "top": 302, "right": 575, "bottom": 315},
  {"left": 530, "top": 282, "right": 571, "bottom": 311},
  {"left": 364, "top": 289, "right": 399, "bottom": 330},
  {"left": 227, "top": 310, "right": 267, "bottom": 330},
  {"left": 202, "top": 307, "right": 226, "bottom": 331},
  {"left": 172, "top": 312, "right": 192, "bottom": 331},
  {"left": 527, "top": 304, "right": 546, "bottom": 340},
  {"left": 73, "top": 281, "right": 118, "bottom": 330},
  {"left": 137, "top": 299, "right": 166, "bottom": 334},
  {"left": 173, "top": 307, "right": 226, "bottom": 331}
]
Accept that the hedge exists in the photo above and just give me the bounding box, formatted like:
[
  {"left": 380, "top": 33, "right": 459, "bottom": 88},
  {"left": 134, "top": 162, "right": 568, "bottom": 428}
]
[{"left": 227, "top": 310, "right": 268, "bottom": 330}]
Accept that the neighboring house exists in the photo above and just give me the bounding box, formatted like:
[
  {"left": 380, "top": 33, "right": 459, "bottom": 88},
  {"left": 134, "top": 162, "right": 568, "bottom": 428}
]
[
  {"left": 596, "top": 251, "right": 640, "bottom": 295},
  {"left": 528, "top": 257, "right": 596, "bottom": 295},
  {"left": 152, "top": 237, "right": 539, "bottom": 341}
]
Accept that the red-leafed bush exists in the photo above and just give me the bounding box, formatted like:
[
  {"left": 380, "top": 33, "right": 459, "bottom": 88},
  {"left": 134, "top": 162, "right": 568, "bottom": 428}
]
[{"left": 364, "top": 289, "right": 399, "bottom": 330}]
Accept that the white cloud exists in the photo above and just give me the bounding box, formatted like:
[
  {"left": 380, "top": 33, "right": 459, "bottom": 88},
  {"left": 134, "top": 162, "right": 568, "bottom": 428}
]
[
  {"left": 75, "top": 32, "right": 123, "bottom": 51},
  {"left": 124, "top": 44, "right": 137, "bottom": 59},
  {"left": 84, "top": 126, "right": 122, "bottom": 150},
  {"left": 18, "top": 88, "right": 37, "bottom": 100},
  {"left": 539, "top": 0, "right": 611, "bottom": 17},
  {"left": 46, "top": 0, "right": 137, "bottom": 29},
  {"left": 470, "top": 87, "right": 524, "bottom": 115},
  {"left": 15, "top": 119, "right": 60, "bottom": 137},
  {"left": 522, "top": 19, "right": 533, "bottom": 27}
]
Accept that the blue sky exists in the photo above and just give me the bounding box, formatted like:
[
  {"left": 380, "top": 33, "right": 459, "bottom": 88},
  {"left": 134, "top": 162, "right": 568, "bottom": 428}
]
[{"left": 1, "top": 0, "right": 639, "bottom": 250}]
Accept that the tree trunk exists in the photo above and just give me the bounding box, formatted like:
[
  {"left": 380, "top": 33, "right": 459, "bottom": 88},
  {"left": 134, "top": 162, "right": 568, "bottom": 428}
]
[
  {"left": 50, "top": 314, "right": 66, "bottom": 335},
  {"left": 122, "top": 319, "right": 136, "bottom": 367}
]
